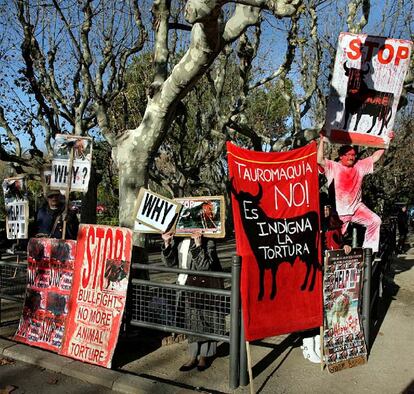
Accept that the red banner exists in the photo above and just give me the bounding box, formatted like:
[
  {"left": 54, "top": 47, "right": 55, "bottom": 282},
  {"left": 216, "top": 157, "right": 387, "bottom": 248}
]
[
  {"left": 227, "top": 141, "right": 322, "bottom": 341},
  {"left": 60, "top": 224, "right": 132, "bottom": 368},
  {"left": 14, "top": 238, "right": 77, "bottom": 352}
]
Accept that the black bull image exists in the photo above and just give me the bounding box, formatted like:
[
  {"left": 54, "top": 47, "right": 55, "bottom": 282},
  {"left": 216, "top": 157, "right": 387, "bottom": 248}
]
[
  {"left": 231, "top": 181, "right": 321, "bottom": 301},
  {"left": 342, "top": 62, "right": 393, "bottom": 135}
]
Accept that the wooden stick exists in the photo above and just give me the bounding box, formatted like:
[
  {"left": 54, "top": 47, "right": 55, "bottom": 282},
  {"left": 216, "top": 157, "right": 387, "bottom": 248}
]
[
  {"left": 62, "top": 146, "right": 75, "bottom": 240},
  {"left": 246, "top": 341, "right": 255, "bottom": 394}
]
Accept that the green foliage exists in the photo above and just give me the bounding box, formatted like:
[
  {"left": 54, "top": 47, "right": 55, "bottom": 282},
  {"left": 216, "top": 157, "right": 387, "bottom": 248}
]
[
  {"left": 364, "top": 116, "right": 414, "bottom": 216},
  {"left": 94, "top": 140, "right": 119, "bottom": 221},
  {"left": 245, "top": 81, "right": 291, "bottom": 139},
  {"left": 108, "top": 53, "right": 153, "bottom": 135}
]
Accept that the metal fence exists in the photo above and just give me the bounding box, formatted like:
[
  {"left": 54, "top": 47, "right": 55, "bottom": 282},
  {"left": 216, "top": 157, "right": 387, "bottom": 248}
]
[
  {"left": 0, "top": 260, "right": 27, "bottom": 326},
  {"left": 130, "top": 260, "right": 244, "bottom": 389}
]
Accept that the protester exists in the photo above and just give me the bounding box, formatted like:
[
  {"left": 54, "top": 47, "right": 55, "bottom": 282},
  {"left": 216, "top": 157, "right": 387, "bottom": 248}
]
[
  {"left": 317, "top": 134, "right": 391, "bottom": 253},
  {"left": 397, "top": 205, "right": 409, "bottom": 253},
  {"left": 161, "top": 230, "right": 223, "bottom": 372},
  {"left": 322, "top": 205, "right": 352, "bottom": 254},
  {"left": 35, "top": 190, "right": 79, "bottom": 240}
]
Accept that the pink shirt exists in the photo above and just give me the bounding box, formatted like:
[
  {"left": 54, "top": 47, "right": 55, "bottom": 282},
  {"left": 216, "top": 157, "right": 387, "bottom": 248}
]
[{"left": 325, "top": 158, "right": 373, "bottom": 216}]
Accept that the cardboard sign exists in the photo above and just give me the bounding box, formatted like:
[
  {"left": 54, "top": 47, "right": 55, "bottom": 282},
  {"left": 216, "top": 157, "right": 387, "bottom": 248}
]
[
  {"left": 323, "top": 248, "right": 367, "bottom": 373},
  {"left": 134, "top": 188, "right": 181, "bottom": 233},
  {"left": 2, "top": 176, "right": 29, "bottom": 239},
  {"left": 51, "top": 134, "right": 93, "bottom": 192},
  {"left": 325, "top": 33, "right": 413, "bottom": 148},
  {"left": 14, "top": 238, "right": 77, "bottom": 352},
  {"left": 174, "top": 196, "right": 226, "bottom": 238},
  {"left": 133, "top": 220, "right": 160, "bottom": 234},
  {"left": 227, "top": 141, "right": 322, "bottom": 341},
  {"left": 60, "top": 224, "right": 132, "bottom": 368}
]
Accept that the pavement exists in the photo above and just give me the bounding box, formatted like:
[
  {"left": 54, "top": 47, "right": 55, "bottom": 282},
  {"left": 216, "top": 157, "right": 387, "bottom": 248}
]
[{"left": 1, "top": 234, "right": 414, "bottom": 393}]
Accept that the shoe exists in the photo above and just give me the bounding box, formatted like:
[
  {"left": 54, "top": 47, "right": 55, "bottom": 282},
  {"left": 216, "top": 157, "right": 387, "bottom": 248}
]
[
  {"left": 197, "top": 356, "right": 210, "bottom": 371},
  {"left": 301, "top": 337, "right": 320, "bottom": 363},
  {"left": 179, "top": 359, "right": 198, "bottom": 372}
]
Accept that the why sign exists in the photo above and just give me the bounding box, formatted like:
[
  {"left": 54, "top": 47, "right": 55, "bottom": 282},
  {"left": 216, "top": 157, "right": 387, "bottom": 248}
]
[{"left": 135, "top": 188, "right": 181, "bottom": 233}]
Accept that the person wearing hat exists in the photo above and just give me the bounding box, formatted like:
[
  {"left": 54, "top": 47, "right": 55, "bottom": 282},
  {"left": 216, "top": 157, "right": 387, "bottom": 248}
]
[{"left": 35, "top": 190, "right": 79, "bottom": 239}]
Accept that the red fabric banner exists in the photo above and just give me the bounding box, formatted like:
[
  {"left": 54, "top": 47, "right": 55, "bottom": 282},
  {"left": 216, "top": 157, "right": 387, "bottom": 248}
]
[
  {"left": 14, "top": 238, "right": 77, "bottom": 352},
  {"left": 60, "top": 224, "right": 132, "bottom": 368},
  {"left": 227, "top": 141, "right": 322, "bottom": 341}
]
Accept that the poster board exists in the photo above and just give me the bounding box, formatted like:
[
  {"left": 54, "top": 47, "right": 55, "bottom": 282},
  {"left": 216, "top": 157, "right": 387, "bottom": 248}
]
[
  {"left": 2, "top": 176, "right": 29, "bottom": 239},
  {"left": 134, "top": 188, "right": 181, "bottom": 233},
  {"left": 133, "top": 220, "right": 160, "bottom": 234},
  {"left": 50, "top": 134, "right": 93, "bottom": 192},
  {"left": 325, "top": 33, "right": 413, "bottom": 148},
  {"left": 323, "top": 248, "right": 367, "bottom": 373},
  {"left": 60, "top": 224, "right": 132, "bottom": 368},
  {"left": 14, "top": 238, "right": 77, "bottom": 352},
  {"left": 174, "top": 196, "right": 226, "bottom": 238},
  {"left": 227, "top": 141, "right": 322, "bottom": 341}
]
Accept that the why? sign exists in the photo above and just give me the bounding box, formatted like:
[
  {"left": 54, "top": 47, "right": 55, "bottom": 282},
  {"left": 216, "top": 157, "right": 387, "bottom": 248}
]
[{"left": 50, "top": 134, "right": 93, "bottom": 192}]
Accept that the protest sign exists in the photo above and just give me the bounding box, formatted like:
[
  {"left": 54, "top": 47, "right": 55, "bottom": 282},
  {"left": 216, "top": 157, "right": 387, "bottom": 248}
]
[
  {"left": 60, "top": 224, "right": 132, "bottom": 368},
  {"left": 325, "top": 33, "right": 413, "bottom": 148},
  {"left": 134, "top": 188, "right": 181, "bottom": 233},
  {"left": 227, "top": 141, "right": 322, "bottom": 341},
  {"left": 174, "top": 196, "right": 226, "bottom": 238},
  {"left": 134, "top": 220, "right": 160, "bottom": 234},
  {"left": 14, "top": 238, "right": 77, "bottom": 352},
  {"left": 323, "top": 248, "right": 367, "bottom": 373},
  {"left": 2, "top": 176, "right": 29, "bottom": 239},
  {"left": 50, "top": 134, "right": 93, "bottom": 192}
]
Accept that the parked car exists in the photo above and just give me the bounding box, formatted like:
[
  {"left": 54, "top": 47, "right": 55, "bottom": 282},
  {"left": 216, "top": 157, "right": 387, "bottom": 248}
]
[{"left": 96, "top": 203, "right": 106, "bottom": 214}]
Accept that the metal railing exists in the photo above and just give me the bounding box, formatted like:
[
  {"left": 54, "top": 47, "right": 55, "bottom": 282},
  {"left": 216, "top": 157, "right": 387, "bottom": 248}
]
[
  {"left": 130, "top": 256, "right": 244, "bottom": 389},
  {"left": 0, "top": 260, "right": 27, "bottom": 326}
]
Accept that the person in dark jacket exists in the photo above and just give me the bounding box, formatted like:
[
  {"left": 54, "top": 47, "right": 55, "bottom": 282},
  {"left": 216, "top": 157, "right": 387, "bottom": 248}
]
[
  {"left": 161, "top": 230, "right": 223, "bottom": 372},
  {"left": 35, "top": 190, "right": 79, "bottom": 240},
  {"left": 397, "top": 205, "right": 409, "bottom": 253}
]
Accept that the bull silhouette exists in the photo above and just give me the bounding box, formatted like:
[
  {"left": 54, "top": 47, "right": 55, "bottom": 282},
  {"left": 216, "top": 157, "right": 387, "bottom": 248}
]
[
  {"left": 231, "top": 181, "right": 321, "bottom": 301},
  {"left": 343, "top": 62, "right": 394, "bottom": 135}
]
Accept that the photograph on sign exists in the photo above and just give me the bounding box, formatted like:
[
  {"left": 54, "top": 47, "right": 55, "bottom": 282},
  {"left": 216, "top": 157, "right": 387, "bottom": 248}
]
[
  {"left": 325, "top": 33, "right": 412, "bottom": 148},
  {"left": 14, "top": 238, "right": 77, "bottom": 352},
  {"left": 174, "top": 196, "right": 226, "bottom": 238},
  {"left": 50, "top": 134, "right": 93, "bottom": 192},
  {"left": 134, "top": 188, "right": 181, "bottom": 233},
  {"left": 323, "top": 248, "right": 367, "bottom": 373},
  {"left": 2, "top": 176, "right": 29, "bottom": 239},
  {"left": 2, "top": 176, "right": 28, "bottom": 204}
]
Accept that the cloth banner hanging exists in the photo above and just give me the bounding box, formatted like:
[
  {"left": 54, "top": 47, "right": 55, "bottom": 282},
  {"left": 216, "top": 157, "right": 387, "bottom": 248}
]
[{"left": 227, "top": 141, "right": 322, "bottom": 341}]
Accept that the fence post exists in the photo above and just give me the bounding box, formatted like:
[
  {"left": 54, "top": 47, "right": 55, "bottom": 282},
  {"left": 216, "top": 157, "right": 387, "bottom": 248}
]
[
  {"left": 352, "top": 228, "right": 358, "bottom": 248},
  {"left": 229, "top": 255, "right": 241, "bottom": 389},
  {"left": 362, "top": 248, "right": 372, "bottom": 352},
  {"left": 239, "top": 310, "right": 248, "bottom": 386}
]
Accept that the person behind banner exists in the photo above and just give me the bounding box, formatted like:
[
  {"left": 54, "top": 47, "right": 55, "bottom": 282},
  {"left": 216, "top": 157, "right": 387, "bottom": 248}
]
[
  {"left": 397, "top": 205, "right": 409, "bottom": 254},
  {"left": 35, "top": 190, "right": 79, "bottom": 240},
  {"left": 161, "top": 230, "right": 223, "bottom": 372},
  {"left": 317, "top": 134, "right": 392, "bottom": 253},
  {"left": 322, "top": 205, "right": 351, "bottom": 254}
]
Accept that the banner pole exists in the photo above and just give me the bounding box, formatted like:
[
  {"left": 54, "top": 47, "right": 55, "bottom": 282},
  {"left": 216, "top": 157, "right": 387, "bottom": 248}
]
[
  {"left": 62, "top": 146, "right": 75, "bottom": 240},
  {"left": 245, "top": 341, "right": 255, "bottom": 394},
  {"left": 320, "top": 325, "right": 324, "bottom": 371}
]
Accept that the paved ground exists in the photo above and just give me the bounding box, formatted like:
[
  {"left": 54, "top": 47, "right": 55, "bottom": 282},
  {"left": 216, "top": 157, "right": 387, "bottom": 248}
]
[{"left": 1, "top": 234, "right": 413, "bottom": 393}]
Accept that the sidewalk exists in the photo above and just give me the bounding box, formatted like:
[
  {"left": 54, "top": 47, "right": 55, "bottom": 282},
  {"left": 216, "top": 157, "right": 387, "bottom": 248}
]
[{"left": 1, "top": 235, "right": 413, "bottom": 393}]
